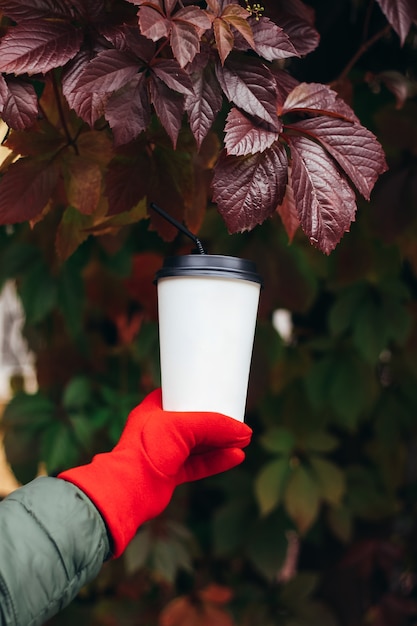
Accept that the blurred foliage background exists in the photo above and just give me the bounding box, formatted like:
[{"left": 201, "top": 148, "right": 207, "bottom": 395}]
[{"left": 2, "top": 0, "right": 417, "bottom": 625}]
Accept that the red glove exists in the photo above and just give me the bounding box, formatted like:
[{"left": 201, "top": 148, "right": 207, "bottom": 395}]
[{"left": 58, "top": 389, "right": 252, "bottom": 557}]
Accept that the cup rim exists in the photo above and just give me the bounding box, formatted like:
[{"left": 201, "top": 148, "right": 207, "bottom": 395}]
[{"left": 154, "top": 254, "right": 263, "bottom": 286}]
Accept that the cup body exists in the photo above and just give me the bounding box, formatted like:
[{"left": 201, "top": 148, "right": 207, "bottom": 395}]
[{"left": 155, "top": 255, "right": 261, "bottom": 422}]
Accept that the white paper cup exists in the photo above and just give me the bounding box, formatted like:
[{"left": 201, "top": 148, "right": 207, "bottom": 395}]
[{"left": 155, "top": 255, "right": 262, "bottom": 422}]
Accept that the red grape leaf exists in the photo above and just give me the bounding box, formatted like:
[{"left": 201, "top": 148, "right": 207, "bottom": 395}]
[
  {"left": 261, "top": 0, "right": 320, "bottom": 55},
  {"left": 250, "top": 16, "right": 299, "bottom": 61},
  {"left": 0, "top": 74, "right": 7, "bottom": 111},
  {"left": 62, "top": 50, "right": 108, "bottom": 127},
  {"left": 287, "top": 135, "right": 357, "bottom": 254},
  {"left": 221, "top": 4, "right": 255, "bottom": 49},
  {"left": 271, "top": 67, "right": 300, "bottom": 107},
  {"left": 277, "top": 14, "right": 320, "bottom": 56},
  {"left": 224, "top": 107, "right": 281, "bottom": 156},
  {"left": 151, "top": 58, "right": 193, "bottom": 95},
  {"left": 170, "top": 6, "right": 212, "bottom": 67},
  {"left": 0, "top": 158, "right": 59, "bottom": 224},
  {"left": 0, "top": 21, "right": 83, "bottom": 75},
  {"left": 65, "top": 156, "right": 102, "bottom": 215},
  {"left": 276, "top": 168, "right": 300, "bottom": 242},
  {"left": 376, "top": 0, "right": 417, "bottom": 45},
  {"left": 215, "top": 55, "right": 279, "bottom": 127},
  {"left": 213, "top": 17, "right": 234, "bottom": 64},
  {"left": 73, "top": 49, "right": 141, "bottom": 93},
  {"left": 170, "top": 20, "right": 202, "bottom": 68},
  {"left": 138, "top": 4, "right": 170, "bottom": 40},
  {"left": 149, "top": 75, "right": 184, "bottom": 147},
  {"left": 0, "top": 0, "right": 73, "bottom": 20},
  {"left": 212, "top": 142, "right": 288, "bottom": 232},
  {"left": 185, "top": 63, "right": 223, "bottom": 148},
  {"left": 282, "top": 82, "right": 359, "bottom": 122},
  {"left": 105, "top": 142, "right": 151, "bottom": 215},
  {"left": 174, "top": 6, "right": 212, "bottom": 33},
  {"left": 105, "top": 73, "right": 151, "bottom": 146},
  {"left": 287, "top": 117, "right": 388, "bottom": 200},
  {"left": 2, "top": 79, "right": 38, "bottom": 130},
  {"left": 138, "top": 3, "right": 211, "bottom": 67}
]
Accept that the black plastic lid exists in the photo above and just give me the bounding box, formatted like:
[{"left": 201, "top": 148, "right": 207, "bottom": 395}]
[{"left": 155, "top": 255, "right": 262, "bottom": 285}]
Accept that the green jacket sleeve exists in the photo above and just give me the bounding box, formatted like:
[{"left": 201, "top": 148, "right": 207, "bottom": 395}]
[{"left": 0, "top": 476, "right": 111, "bottom": 626}]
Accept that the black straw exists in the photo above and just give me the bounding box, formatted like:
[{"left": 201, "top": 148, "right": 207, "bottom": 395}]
[{"left": 150, "top": 202, "right": 206, "bottom": 254}]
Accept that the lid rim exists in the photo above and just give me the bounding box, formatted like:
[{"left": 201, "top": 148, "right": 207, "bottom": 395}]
[{"left": 154, "top": 255, "right": 262, "bottom": 286}]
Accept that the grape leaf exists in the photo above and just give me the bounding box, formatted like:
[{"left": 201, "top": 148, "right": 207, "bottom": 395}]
[
  {"left": 284, "top": 465, "right": 320, "bottom": 534},
  {"left": 255, "top": 457, "right": 290, "bottom": 516},
  {"left": 138, "top": 4, "right": 170, "bottom": 41},
  {"left": 212, "top": 142, "right": 288, "bottom": 232},
  {"left": 277, "top": 168, "right": 300, "bottom": 242},
  {"left": 282, "top": 82, "right": 359, "bottom": 122},
  {"left": 287, "top": 134, "right": 357, "bottom": 254},
  {"left": 0, "top": 0, "right": 73, "bottom": 20},
  {"left": 213, "top": 16, "right": 235, "bottom": 65},
  {"left": 138, "top": 2, "right": 211, "bottom": 67},
  {"left": 151, "top": 58, "right": 193, "bottom": 95},
  {"left": 376, "top": 0, "right": 417, "bottom": 45},
  {"left": 288, "top": 116, "right": 388, "bottom": 200},
  {"left": 65, "top": 155, "right": 102, "bottom": 215},
  {"left": 0, "top": 158, "right": 58, "bottom": 224},
  {"left": 221, "top": 4, "right": 254, "bottom": 49},
  {"left": 0, "top": 74, "right": 7, "bottom": 111},
  {"left": 2, "top": 79, "right": 38, "bottom": 130},
  {"left": 310, "top": 456, "right": 346, "bottom": 506},
  {"left": 105, "top": 73, "right": 151, "bottom": 146},
  {"left": 271, "top": 67, "right": 300, "bottom": 107},
  {"left": 278, "top": 13, "right": 320, "bottom": 56},
  {"left": 224, "top": 107, "right": 281, "bottom": 156},
  {"left": 0, "top": 21, "right": 83, "bottom": 75},
  {"left": 62, "top": 50, "right": 107, "bottom": 127},
  {"left": 185, "top": 63, "right": 223, "bottom": 148},
  {"left": 250, "top": 16, "right": 299, "bottom": 61},
  {"left": 215, "top": 55, "right": 279, "bottom": 127},
  {"left": 73, "top": 49, "right": 142, "bottom": 94},
  {"left": 149, "top": 75, "right": 185, "bottom": 147},
  {"left": 105, "top": 142, "right": 151, "bottom": 215}
]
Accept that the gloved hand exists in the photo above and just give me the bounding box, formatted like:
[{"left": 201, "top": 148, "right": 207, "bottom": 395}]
[{"left": 58, "top": 389, "right": 252, "bottom": 557}]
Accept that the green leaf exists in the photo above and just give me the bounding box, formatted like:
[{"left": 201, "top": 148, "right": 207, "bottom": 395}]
[
  {"left": 213, "top": 500, "right": 254, "bottom": 556},
  {"left": 57, "top": 257, "right": 85, "bottom": 338},
  {"left": 41, "top": 422, "right": 79, "bottom": 473},
  {"left": 309, "top": 455, "right": 345, "bottom": 506},
  {"left": 0, "top": 242, "right": 40, "bottom": 282},
  {"left": 304, "top": 357, "right": 333, "bottom": 411},
  {"left": 259, "top": 427, "right": 295, "bottom": 454},
  {"left": 328, "top": 283, "right": 367, "bottom": 336},
  {"left": 2, "top": 391, "right": 54, "bottom": 430},
  {"left": 244, "top": 510, "right": 289, "bottom": 581},
  {"left": 63, "top": 377, "right": 92, "bottom": 412},
  {"left": 3, "top": 429, "right": 40, "bottom": 484},
  {"left": 18, "top": 260, "right": 57, "bottom": 324},
  {"left": 254, "top": 457, "right": 290, "bottom": 516},
  {"left": 328, "top": 353, "right": 374, "bottom": 427},
  {"left": 303, "top": 431, "right": 339, "bottom": 453},
  {"left": 124, "top": 526, "right": 152, "bottom": 575},
  {"left": 280, "top": 572, "right": 319, "bottom": 607},
  {"left": 284, "top": 465, "right": 320, "bottom": 534},
  {"left": 352, "top": 295, "right": 390, "bottom": 362},
  {"left": 326, "top": 504, "right": 352, "bottom": 543}
]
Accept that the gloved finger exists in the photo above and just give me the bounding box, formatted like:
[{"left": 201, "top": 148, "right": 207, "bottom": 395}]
[
  {"left": 124, "top": 389, "right": 252, "bottom": 450},
  {"left": 178, "top": 448, "right": 246, "bottom": 483}
]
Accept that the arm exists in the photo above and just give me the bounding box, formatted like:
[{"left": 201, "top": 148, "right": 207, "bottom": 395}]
[
  {"left": 0, "top": 477, "right": 110, "bottom": 626},
  {"left": 0, "top": 389, "right": 252, "bottom": 625}
]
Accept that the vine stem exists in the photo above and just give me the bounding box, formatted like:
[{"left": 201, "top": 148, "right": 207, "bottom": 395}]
[
  {"left": 337, "top": 23, "right": 391, "bottom": 82},
  {"left": 51, "top": 71, "right": 78, "bottom": 154}
]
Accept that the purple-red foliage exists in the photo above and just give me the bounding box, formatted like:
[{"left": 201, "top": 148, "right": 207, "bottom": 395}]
[{"left": 0, "top": 0, "right": 398, "bottom": 254}]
